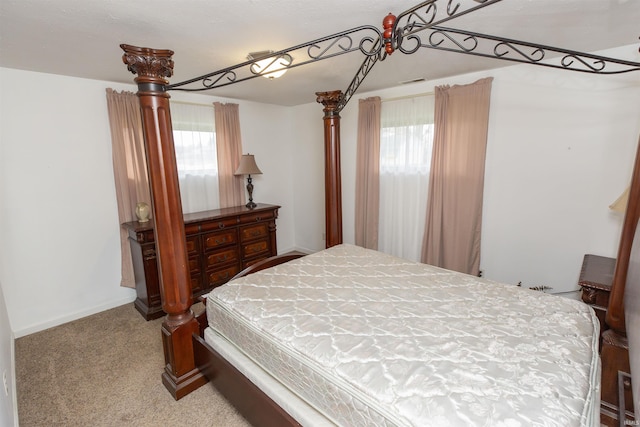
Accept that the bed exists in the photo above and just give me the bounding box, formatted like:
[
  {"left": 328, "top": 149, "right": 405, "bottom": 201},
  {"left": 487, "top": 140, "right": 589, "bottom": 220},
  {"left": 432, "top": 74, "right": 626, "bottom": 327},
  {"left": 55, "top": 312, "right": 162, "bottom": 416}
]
[
  {"left": 117, "top": 1, "right": 640, "bottom": 426},
  {"left": 202, "top": 243, "right": 600, "bottom": 426}
]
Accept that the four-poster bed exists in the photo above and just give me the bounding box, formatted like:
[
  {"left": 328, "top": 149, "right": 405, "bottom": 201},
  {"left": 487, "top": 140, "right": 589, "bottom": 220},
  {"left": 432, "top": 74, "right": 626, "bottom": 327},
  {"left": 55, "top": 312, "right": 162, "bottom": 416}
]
[{"left": 119, "top": 1, "right": 640, "bottom": 425}]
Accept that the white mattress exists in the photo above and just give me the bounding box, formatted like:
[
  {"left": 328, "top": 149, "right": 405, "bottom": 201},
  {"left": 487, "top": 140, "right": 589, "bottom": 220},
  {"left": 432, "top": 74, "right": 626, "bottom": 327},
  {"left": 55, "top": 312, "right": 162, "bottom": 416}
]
[{"left": 205, "top": 244, "right": 600, "bottom": 427}]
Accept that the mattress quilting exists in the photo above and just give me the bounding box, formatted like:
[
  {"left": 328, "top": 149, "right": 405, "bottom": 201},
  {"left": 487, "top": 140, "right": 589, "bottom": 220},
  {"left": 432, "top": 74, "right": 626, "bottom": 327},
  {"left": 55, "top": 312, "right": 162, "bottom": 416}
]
[{"left": 206, "top": 244, "right": 600, "bottom": 427}]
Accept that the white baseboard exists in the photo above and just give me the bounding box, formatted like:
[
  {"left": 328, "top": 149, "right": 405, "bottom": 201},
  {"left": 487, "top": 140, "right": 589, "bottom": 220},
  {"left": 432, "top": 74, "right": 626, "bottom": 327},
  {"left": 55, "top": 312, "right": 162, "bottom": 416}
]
[{"left": 13, "top": 294, "right": 137, "bottom": 338}]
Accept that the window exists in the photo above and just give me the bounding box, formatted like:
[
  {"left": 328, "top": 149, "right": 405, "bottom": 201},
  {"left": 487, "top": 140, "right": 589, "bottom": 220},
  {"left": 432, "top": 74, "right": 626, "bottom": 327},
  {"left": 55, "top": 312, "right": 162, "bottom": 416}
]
[
  {"left": 171, "top": 102, "right": 220, "bottom": 213},
  {"left": 379, "top": 95, "right": 435, "bottom": 261}
]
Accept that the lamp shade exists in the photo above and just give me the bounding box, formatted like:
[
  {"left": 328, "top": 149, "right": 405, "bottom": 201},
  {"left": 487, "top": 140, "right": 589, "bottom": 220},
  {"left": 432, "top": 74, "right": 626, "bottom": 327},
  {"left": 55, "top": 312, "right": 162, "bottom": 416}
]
[
  {"left": 234, "top": 154, "right": 262, "bottom": 176},
  {"left": 609, "top": 185, "right": 629, "bottom": 213}
]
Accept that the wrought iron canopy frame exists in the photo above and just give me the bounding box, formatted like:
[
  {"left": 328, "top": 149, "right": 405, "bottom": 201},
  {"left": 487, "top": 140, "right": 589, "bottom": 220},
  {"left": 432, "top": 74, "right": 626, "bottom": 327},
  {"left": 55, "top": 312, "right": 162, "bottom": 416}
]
[
  {"left": 168, "top": 25, "right": 383, "bottom": 93},
  {"left": 116, "top": 0, "right": 640, "bottom": 405},
  {"left": 166, "top": 0, "right": 640, "bottom": 112}
]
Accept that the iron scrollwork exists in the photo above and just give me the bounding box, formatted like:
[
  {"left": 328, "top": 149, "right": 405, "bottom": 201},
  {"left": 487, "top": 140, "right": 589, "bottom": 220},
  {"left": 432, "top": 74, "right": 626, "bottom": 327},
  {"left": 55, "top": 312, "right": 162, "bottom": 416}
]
[
  {"left": 247, "top": 53, "right": 293, "bottom": 78},
  {"left": 337, "top": 40, "right": 386, "bottom": 112},
  {"left": 161, "top": 0, "right": 639, "bottom": 111},
  {"left": 390, "top": 0, "right": 504, "bottom": 53},
  {"left": 168, "top": 25, "right": 383, "bottom": 92},
  {"left": 387, "top": 0, "right": 640, "bottom": 75},
  {"left": 414, "top": 26, "right": 640, "bottom": 75},
  {"left": 335, "top": 0, "right": 504, "bottom": 111}
]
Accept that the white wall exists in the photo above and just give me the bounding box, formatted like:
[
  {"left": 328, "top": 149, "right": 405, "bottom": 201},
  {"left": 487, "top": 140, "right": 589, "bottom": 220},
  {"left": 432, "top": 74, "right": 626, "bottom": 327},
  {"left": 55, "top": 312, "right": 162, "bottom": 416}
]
[
  {"left": 290, "top": 103, "right": 327, "bottom": 252},
  {"left": 0, "top": 68, "right": 297, "bottom": 337},
  {"left": 480, "top": 59, "right": 640, "bottom": 291},
  {"left": 292, "top": 45, "right": 640, "bottom": 293},
  {"left": 229, "top": 96, "right": 297, "bottom": 252},
  {"left": 0, "top": 68, "right": 137, "bottom": 337}
]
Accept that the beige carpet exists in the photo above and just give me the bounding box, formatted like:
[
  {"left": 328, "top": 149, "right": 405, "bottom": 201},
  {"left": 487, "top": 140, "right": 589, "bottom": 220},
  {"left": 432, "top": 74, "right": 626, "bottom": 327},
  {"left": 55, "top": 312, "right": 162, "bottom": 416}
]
[{"left": 15, "top": 303, "right": 251, "bottom": 427}]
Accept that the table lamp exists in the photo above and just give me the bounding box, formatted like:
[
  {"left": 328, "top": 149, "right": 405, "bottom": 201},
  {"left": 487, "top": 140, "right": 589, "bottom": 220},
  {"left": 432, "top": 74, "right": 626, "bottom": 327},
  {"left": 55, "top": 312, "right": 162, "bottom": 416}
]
[{"left": 234, "top": 154, "right": 262, "bottom": 209}]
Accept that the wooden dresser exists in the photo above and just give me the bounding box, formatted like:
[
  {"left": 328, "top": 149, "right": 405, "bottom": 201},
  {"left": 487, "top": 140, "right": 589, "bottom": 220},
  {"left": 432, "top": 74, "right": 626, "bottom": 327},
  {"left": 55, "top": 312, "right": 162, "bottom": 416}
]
[{"left": 123, "top": 204, "right": 280, "bottom": 320}]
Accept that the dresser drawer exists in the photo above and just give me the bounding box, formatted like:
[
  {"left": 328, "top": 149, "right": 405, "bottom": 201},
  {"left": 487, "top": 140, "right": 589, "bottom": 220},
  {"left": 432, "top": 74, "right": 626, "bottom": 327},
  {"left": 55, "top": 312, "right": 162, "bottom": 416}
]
[
  {"left": 239, "top": 210, "right": 275, "bottom": 225},
  {"left": 184, "top": 223, "right": 201, "bottom": 235},
  {"left": 240, "top": 223, "right": 268, "bottom": 242},
  {"left": 205, "top": 247, "right": 239, "bottom": 269},
  {"left": 242, "top": 239, "right": 270, "bottom": 259},
  {"left": 206, "top": 264, "right": 240, "bottom": 287},
  {"left": 186, "top": 235, "right": 200, "bottom": 255},
  {"left": 188, "top": 256, "right": 200, "bottom": 275},
  {"left": 203, "top": 229, "right": 237, "bottom": 251},
  {"left": 200, "top": 217, "right": 239, "bottom": 232},
  {"left": 190, "top": 274, "right": 203, "bottom": 293}
]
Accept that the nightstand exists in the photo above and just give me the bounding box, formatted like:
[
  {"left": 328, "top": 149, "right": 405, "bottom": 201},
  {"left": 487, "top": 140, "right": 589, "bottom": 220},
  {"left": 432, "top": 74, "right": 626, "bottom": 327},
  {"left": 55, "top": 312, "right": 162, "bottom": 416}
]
[
  {"left": 578, "top": 254, "right": 615, "bottom": 342},
  {"left": 578, "top": 254, "right": 635, "bottom": 426}
]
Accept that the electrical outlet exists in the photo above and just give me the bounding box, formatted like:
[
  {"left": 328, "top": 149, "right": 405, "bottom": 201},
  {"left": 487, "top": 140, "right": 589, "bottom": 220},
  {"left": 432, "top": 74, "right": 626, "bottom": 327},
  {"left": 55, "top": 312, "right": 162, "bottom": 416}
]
[
  {"left": 322, "top": 233, "right": 326, "bottom": 241},
  {"left": 2, "top": 370, "right": 7, "bottom": 396}
]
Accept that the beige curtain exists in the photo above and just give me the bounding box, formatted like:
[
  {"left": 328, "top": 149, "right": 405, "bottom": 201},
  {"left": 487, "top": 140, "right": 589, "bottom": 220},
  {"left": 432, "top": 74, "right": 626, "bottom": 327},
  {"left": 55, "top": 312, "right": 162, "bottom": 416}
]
[
  {"left": 214, "top": 102, "right": 246, "bottom": 208},
  {"left": 355, "top": 97, "right": 381, "bottom": 249},
  {"left": 106, "top": 89, "right": 152, "bottom": 288},
  {"left": 421, "top": 77, "right": 493, "bottom": 275}
]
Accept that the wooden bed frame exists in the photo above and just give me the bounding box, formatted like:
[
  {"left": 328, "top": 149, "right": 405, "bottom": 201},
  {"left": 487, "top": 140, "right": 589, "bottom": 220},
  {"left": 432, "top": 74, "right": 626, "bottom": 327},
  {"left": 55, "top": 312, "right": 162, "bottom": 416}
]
[
  {"left": 118, "top": 2, "right": 640, "bottom": 425},
  {"left": 601, "top": 135, "right": 640, "bottom": 425}
]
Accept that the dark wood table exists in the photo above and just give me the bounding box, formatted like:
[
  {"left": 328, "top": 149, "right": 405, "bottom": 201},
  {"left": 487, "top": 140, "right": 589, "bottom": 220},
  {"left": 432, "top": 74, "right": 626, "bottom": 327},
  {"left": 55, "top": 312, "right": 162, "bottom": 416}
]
[{"left": 578, "top": 254, "right": 616, "bottom": 340}]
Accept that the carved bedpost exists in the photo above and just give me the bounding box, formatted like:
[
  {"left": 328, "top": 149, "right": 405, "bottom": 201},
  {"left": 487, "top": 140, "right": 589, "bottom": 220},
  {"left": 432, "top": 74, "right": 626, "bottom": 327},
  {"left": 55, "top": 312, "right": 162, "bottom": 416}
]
[
  {"left": 600, "top": 137, "right": 640, "bottom": 423},
  {"left": 120, "top": 44, "right": 207, "bottom": 400},
  {"left": 316, "top": 90, "right": 344, "bottom": 248},
  {"left": 608, "top": 137, "right": 640, "bottom": 335}
]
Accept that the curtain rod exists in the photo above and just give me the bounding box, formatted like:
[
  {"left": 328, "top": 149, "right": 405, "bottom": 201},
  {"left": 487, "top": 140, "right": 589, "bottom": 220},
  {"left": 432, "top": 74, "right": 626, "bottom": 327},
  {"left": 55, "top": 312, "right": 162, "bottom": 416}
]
[
  {"left": 381, "top": 91, "right": 435, "bottom": 103},
  {"left": 170, "top": 99, "right": 213, "bottom": 108}
]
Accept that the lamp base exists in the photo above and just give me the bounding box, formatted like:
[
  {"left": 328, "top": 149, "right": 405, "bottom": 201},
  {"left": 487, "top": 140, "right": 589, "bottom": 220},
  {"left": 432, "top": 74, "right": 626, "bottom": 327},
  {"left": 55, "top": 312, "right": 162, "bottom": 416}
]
[{"left": 245, "top": 176, "right": 257, "bottom": 210}]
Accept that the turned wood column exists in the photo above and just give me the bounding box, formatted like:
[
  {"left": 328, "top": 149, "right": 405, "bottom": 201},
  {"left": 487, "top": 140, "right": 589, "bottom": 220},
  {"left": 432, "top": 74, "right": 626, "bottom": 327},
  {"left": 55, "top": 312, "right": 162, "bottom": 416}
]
[
  {"left": 121, "top": 44, "right": 207, "bottom": 400},
  {"left": 316, "top": 90, "right": 343, "bottom": 248},
  {"left": 608, "top": 139, "right": 640, "bottom": 335},
  {"left": 600, "top": 138, "right": 640, "bottom": 425}
]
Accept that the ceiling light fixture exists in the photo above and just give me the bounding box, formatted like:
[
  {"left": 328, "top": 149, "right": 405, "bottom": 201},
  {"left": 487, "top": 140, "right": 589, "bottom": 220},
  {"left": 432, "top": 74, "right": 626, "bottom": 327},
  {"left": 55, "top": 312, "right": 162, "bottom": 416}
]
[{"left": 247, "top": 50, "right": 293, "bottom": 79}]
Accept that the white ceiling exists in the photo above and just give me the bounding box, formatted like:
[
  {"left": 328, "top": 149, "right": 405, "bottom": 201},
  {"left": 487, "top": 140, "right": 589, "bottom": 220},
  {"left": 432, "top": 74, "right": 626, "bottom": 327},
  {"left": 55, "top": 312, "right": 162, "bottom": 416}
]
[{"left": 1, "top": 0, "right": 639, "bottom": 106}]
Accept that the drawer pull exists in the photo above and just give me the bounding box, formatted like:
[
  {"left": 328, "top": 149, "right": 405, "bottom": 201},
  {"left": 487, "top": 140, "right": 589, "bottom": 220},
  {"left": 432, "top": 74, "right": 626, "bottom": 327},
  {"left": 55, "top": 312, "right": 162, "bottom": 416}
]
[
  {"left": 220, "top": 272, "right": 229, "bottom": 280},
  {"left": 217, "top": 255, "right": 228, "bottom": 262},
  {"left": 218, "top": 223, "right": 225, "bottom": 229},
  {"left": 251, "top": 230, "right": 261, "bottom": 237},
  {"left": 255, "top": 216, "right": 261, "bottom": 221},
  {"left": 582, "top": 289, "right": 597, "bottom": 304},
  {"left": 215, "top": 238, "right": 225, "bottom": 245}
]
